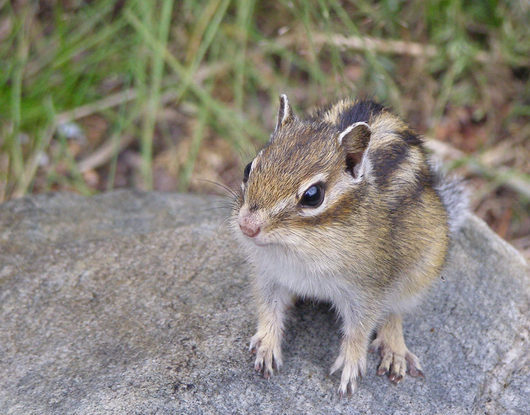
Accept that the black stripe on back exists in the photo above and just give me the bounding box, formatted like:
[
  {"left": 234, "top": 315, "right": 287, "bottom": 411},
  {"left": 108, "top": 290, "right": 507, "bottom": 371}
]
[
  {"left": 400, "top": 129, "right": 423, "bottom": 147},
  {"left": 371, "top": 141, "right": 409, "bottom": 188},
  {"left": 339, "top": 100, "right": 385, "bottom": 131}
]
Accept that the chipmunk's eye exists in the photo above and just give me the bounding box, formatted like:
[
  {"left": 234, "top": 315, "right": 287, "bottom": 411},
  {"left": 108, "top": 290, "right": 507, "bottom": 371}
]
[
  {"left": 243, "top": 162, "right": 252, "bottom": 183},
  {"left": 300, "top": 183, "right": 324, "bottom": 208}
]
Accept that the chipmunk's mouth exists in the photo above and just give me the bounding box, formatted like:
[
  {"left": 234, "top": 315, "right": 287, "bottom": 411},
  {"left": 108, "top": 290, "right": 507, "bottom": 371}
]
[{"left": 244, "top": 234, "right": 272, "bottom": 247}]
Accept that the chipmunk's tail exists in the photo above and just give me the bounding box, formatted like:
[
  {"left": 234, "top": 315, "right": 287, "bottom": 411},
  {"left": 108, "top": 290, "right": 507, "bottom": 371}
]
[{"left": 429, "top": 159, "right": 469, "bottom": 235}]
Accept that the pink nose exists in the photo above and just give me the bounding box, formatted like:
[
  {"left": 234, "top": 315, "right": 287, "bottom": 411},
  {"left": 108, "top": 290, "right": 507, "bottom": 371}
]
[{"left": 238, "top": 216, "right": 261, "bottom": 238}]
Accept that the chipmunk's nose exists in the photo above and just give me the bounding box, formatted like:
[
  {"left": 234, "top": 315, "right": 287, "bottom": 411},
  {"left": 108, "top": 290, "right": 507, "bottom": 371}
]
[{"left": 238, "top": 212, "right": 261, "bottom": 238}]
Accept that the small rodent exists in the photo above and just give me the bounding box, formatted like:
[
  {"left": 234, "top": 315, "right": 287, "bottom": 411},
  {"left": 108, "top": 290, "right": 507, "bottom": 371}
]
[{"left": 232, "top": 94, "right": 467, "bottom": 395}]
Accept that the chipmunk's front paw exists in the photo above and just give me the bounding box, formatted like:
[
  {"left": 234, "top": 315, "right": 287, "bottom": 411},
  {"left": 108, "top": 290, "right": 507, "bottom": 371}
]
[
  {"left": 370, "top": 338, "right": 424, "bottom": 384},
  {"left": 249, "top": 331, "right": 282, "bottom": 379},
  {"left": 330, "top": 351, "right": 367, "bottom": 396}
]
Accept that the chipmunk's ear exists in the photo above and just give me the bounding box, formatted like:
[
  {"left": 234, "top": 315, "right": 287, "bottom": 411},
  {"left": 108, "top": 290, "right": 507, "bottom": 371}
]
[
  {"left": 338, "top": 122, "right": 371, "bottom": 180},
  {"left": 275, "top": 94, "right": 296, "bottom": 132}
]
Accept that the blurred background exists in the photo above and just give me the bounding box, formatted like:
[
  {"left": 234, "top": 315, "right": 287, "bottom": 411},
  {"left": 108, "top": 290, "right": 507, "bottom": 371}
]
[{"left": 0, "top": 0, "right": 528, "bottom": 256}]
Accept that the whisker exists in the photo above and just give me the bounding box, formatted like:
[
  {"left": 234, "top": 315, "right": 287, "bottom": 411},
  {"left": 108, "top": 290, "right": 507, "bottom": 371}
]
[
  {"left": 195, "top": 201, "right": 235, "bottom": 213},
  {"left": 197, "top": 178, "right": 240, "bottom": 199},
  {"left": 196, "top": 206, "right": 235, "bottom": 216},
  {"left": 195, "top": 197, "right": 241, "bottom": 228}
]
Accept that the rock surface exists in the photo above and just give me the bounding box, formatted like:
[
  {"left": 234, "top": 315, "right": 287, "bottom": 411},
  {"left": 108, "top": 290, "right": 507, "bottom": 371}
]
[{"left": 0, "top": 190, "right": 528, "bottom": 415}]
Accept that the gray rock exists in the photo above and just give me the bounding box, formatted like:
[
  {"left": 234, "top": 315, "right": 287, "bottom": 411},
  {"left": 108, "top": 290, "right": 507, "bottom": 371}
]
[{"left": 0, "top": 190, "right": 528, "bottom": 415}]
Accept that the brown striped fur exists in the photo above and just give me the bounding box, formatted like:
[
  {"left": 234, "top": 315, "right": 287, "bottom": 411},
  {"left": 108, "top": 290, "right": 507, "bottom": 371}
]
[{"left": 233, "top": 95, "right": 463, "bottom": 395}]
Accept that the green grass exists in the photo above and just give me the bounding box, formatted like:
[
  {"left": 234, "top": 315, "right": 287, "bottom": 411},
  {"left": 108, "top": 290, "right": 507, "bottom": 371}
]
[{"left": 0, "top": 0, "right": 528, "bottom": 203}]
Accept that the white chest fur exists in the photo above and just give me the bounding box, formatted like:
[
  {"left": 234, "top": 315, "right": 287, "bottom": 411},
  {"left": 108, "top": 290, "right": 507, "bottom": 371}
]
[{"left": 249, "top": 244, "right": 356, "bottom": 304}]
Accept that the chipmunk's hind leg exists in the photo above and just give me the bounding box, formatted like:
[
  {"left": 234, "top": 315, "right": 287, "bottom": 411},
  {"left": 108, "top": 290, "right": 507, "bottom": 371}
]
[{"left": 370, "top": 313, "right": 424, "bottom": 384}]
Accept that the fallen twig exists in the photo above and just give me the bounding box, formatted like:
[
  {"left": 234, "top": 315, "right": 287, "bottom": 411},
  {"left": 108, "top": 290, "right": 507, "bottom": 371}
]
[
  {"left": 55, "top": 62, "right": 228, "bottom": 126},
  {"left": 276, "top": 33, "right": 492, "bottom": 63},
  {"left": 77, "top": 134, "right": 134, "bottom": 173}
]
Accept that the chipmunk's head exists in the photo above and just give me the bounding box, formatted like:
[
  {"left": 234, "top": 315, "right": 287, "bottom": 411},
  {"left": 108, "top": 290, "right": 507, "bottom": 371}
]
[{"left": 234, "top": 94, "right": 376, "bottom": 251}]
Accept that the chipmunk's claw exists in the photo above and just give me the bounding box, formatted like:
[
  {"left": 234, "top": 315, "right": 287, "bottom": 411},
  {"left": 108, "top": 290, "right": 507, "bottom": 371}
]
[
  {"left": 330, "top": 351, "right": 365, "bottom": 397},
  {"left": 249, "top": 332, "right": 282, "bottom": 379},
  {"left": 371, "top": 338, "right": 423, "bottom": 384},
  {"left": 406, "top": 353, "right": 425, "bottom": 378}
]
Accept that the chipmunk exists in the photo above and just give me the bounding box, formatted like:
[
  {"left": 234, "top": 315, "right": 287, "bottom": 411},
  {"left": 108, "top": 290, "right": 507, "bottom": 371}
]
[{"left": 232, "top": 94, "right": 467, "bottom": 395}]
